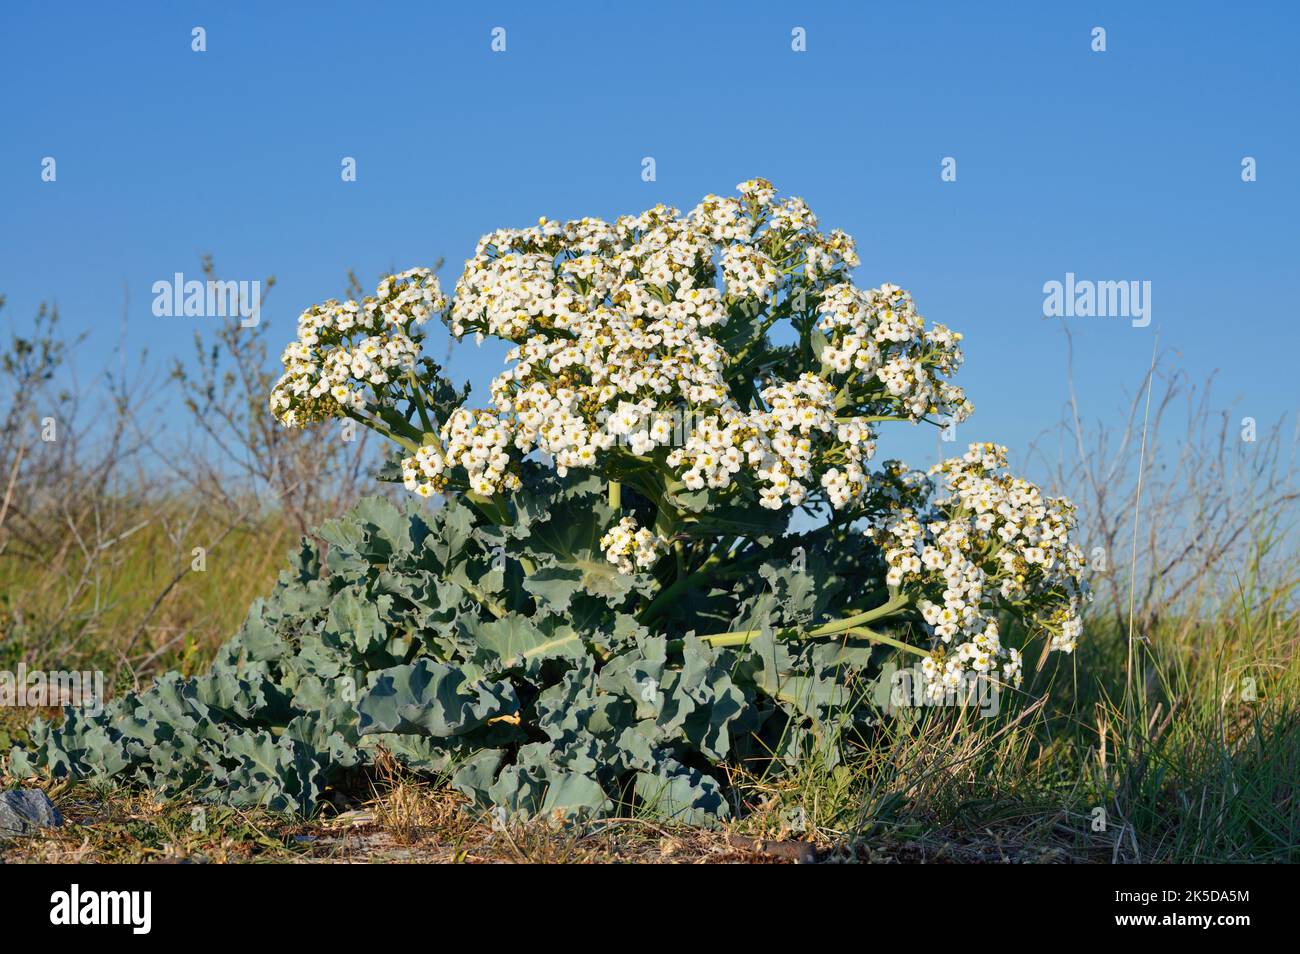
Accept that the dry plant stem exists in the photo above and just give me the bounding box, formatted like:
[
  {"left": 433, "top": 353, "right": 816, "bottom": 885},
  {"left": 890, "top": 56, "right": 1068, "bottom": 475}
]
[
  {"left": 1125, "top": 336, "right": 1158, "bottom": 711},
  {"left": 1036, "top": 329, "right": 1296, "bottom": 635},
  {"left": 0, "top": 443, "right": 26, "bottom": 537}
]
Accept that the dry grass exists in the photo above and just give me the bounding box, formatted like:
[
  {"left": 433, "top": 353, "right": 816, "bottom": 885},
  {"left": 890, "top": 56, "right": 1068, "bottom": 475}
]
[
  {"left": 0, "top": 500, "right": 295, "bottom": 683},
  {"left": 1, "top": 776, "right": 814, "bottom": 864}
]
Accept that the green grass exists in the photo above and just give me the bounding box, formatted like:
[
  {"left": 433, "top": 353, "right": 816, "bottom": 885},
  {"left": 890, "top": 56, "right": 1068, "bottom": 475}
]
[
  {"left": 3, "top": 504, "right": 1297, "bottom": 863},
  {"left": 0, "top": 498, "right": 297, "bottom": 679},
  {"left": 723, "top": 578, "right": 1300, "bottom": 863}
]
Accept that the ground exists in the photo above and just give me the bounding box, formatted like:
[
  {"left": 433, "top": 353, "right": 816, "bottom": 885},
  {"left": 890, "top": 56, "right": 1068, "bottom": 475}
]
[{"left": 1, "top": 770, "right": 1106, "bottom": 864}]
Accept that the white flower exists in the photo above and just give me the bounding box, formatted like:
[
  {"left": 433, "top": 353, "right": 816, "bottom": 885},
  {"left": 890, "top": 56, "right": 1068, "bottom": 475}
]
[
  {"left": 600, "top": 516, "right": 668, "bottom": 574},
  {"left": 866, "top": 443, "right": 1091, "bottom": 698},
  {"left": 270, "top": 268, "right": 446, "bottom": 427}
]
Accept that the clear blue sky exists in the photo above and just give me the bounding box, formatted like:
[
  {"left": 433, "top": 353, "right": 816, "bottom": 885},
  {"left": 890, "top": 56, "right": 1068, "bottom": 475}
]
[{"left": 2, "top": 1, "right": 1296, "bottom": 476}]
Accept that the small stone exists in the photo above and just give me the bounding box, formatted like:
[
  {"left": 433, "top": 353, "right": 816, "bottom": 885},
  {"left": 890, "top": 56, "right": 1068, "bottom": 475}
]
[{"left": 0, "top": 788, "right": 64, "bottom": 836}]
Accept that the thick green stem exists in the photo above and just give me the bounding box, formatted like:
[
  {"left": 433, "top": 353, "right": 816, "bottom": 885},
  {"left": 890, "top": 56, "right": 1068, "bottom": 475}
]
[
  {"left": 689, "top": 624, "right": 927, "bottom": 658},
  {"left": 839, "top": 626, "right": 930, "bottom": 657},
  {"left": 608, "top": 480, "right": 621, "bottom": 510},
  {"left": 376, "top": 405, "right": 425, "bottom": 443},
  {"left": 694, "top": 592, "right": 913, "bottom": 646},
  {"left": 809, "top": 593, "right": 911, "bottom": 638},
  {"left": 406, "top": 370, "right": 434, "bottom": 435},
  {"left": 460, "top": 492, "right": 540, "bottom": 575},
  {"left": 347, "top": 410, "right": 419, "bottom": 452},
  {"left": 638, "top": 549, "right": 724, "bottom": 622},
  {"left": 465, "top": 492, "right": 511, "bottom": 528},
  {"left": 458, "top": 579, "right": 507, "bottom": 619}
]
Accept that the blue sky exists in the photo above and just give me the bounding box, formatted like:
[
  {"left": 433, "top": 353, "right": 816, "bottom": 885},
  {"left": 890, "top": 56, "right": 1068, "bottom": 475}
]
[{"left": 2, "top": 0, "right": 1296, "bottom": 477}]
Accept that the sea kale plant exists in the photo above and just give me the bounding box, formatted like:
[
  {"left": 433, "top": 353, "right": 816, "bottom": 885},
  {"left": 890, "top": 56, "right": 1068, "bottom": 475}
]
[{"left": 11, "top": 180, "right": 1088, "bottom": 823}]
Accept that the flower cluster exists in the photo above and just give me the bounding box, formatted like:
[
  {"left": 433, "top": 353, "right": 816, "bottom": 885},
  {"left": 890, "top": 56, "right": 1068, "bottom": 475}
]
[
  {"left": 401, "top": 408, "right": 519, "bottom": 497},
  {"left": 270, "top": 268, "right": 446, "bottom": 427},
  {"left": 817, "top": 283, "right": 972, "bottom": 421},
  {"left": 600, "top": 516, "right": 668, "bottom": 574},
  {"left": 394, "top": 180, "right": 968, "bottom": 518},
  {"left": 865, "top": 443, "right": 1088, "bottom": 700}
]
